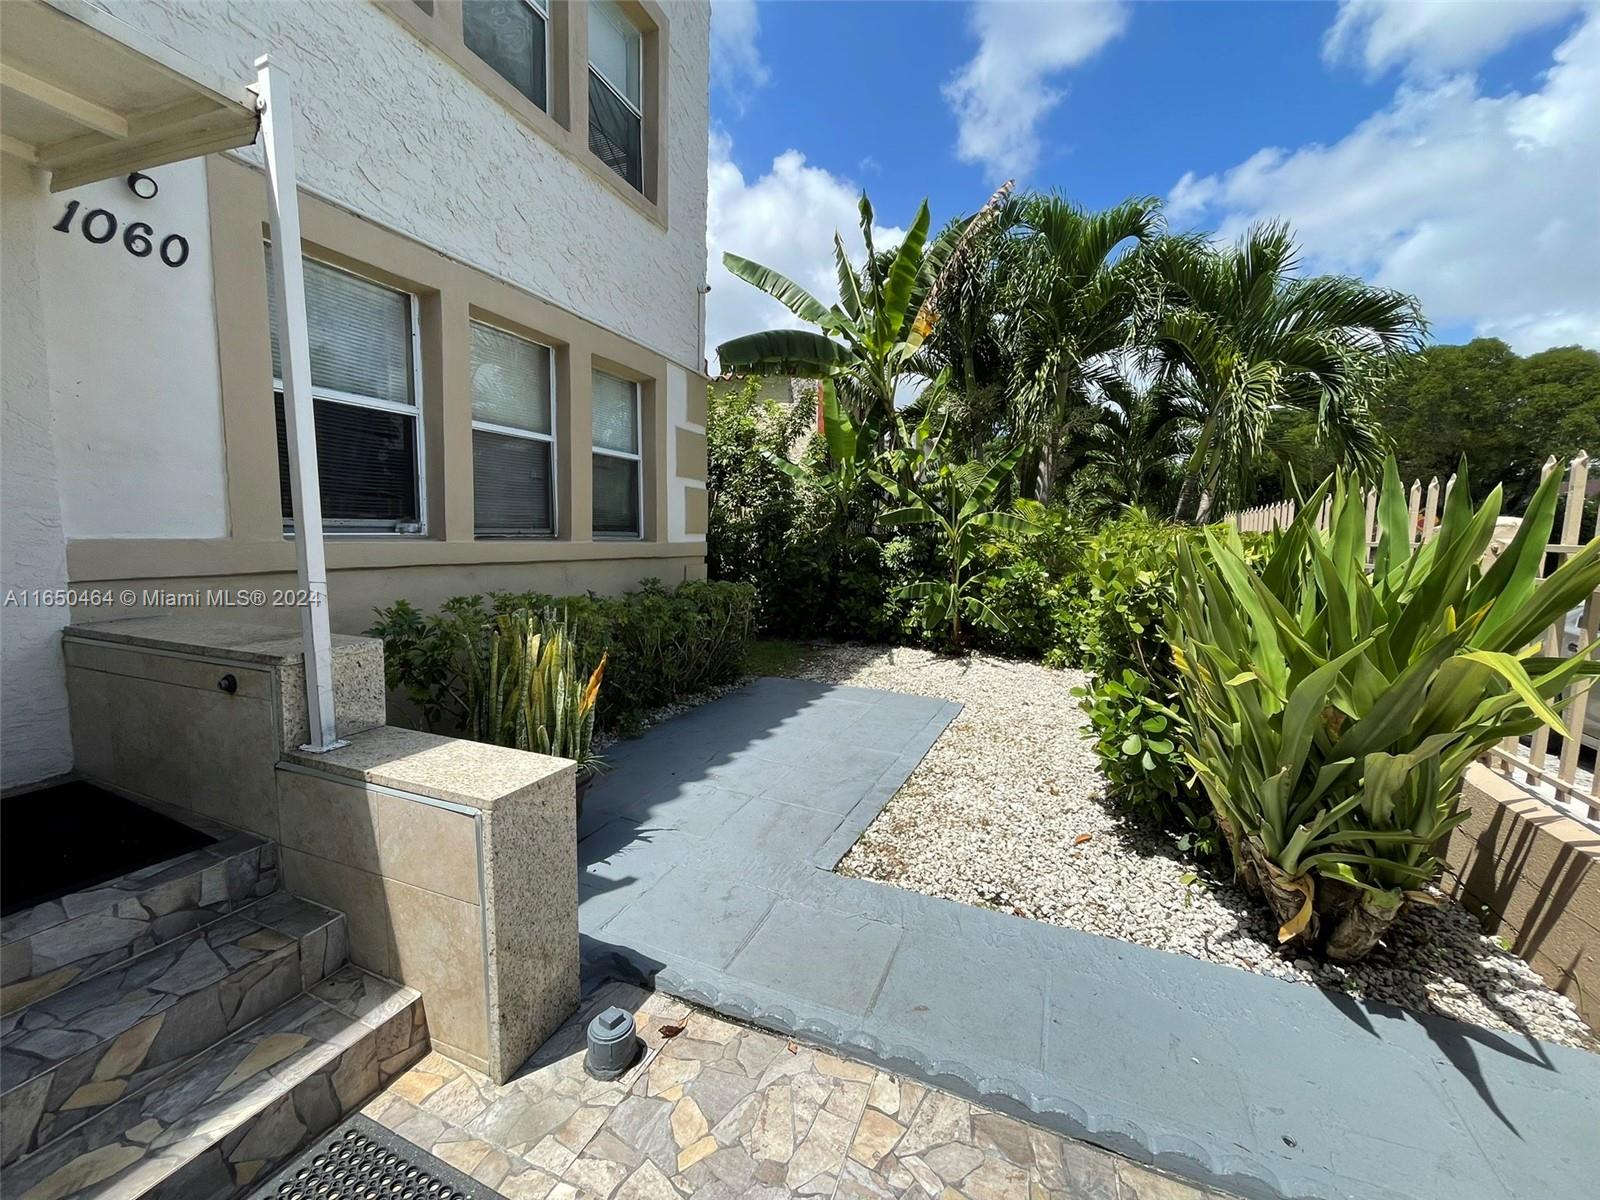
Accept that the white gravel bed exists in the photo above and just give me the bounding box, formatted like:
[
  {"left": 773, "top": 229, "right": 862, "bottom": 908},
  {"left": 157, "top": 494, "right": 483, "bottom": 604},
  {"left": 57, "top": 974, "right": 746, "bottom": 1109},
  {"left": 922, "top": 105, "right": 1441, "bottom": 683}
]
[{"left": 785, "top": 643, "right": 1598, "bottom": 1052}]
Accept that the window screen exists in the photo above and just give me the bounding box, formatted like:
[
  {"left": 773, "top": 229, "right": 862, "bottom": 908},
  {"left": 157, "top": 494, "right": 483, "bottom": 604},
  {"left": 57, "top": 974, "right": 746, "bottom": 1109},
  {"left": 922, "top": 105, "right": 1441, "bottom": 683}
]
[
  {"left": 587, "top": 1, "right": 643, "bottom": 192},
  {"left": 464, "top": 0, "right": 547, "bottom": 109},
  {"left": 266, "top": 246, "right": 421, "bottom": 532},
  {"left": 472, "top": 322, "right": 555, "bottom": 537},
  {"left": 592, "top": 453, "right": 640, "bottom": 536},
  {"left": 592, "top": 370, "right": 641, "bottom": 536}
]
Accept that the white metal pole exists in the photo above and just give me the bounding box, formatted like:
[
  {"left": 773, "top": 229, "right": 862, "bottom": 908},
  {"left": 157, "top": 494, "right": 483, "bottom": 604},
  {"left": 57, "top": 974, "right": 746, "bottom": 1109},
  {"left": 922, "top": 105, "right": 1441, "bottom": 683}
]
[{"left": 256, "top": 56, "right": 341, "bottom": 752}]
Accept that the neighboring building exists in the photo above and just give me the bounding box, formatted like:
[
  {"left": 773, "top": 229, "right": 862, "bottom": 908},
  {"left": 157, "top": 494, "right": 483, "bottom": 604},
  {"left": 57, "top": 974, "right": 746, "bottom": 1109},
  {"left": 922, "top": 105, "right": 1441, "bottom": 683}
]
[
  {"left": 2, "top": 0, "right": 712, "bottom": 789},
  {"left": 710, "top": 373, "right": 824, "bottom": 450}
]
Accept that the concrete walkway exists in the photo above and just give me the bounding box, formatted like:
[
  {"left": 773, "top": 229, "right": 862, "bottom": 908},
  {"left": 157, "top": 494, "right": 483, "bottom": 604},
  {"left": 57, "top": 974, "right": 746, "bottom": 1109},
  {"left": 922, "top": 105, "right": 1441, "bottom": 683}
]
[{"left": 577, "top": 678, "right": 1600, "bottom": 1200}]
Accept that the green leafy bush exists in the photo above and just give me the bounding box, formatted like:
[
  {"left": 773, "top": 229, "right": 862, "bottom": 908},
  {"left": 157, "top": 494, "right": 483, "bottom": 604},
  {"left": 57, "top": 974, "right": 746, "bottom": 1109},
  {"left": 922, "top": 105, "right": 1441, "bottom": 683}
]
[
  {"left": 1074, "top": 669, "right": 1217, "bottom": 854},
  {"left": 1170, "top": 459, "right": 1600, "bottom": 960},
  {"left": 967, "top": 504, "right": 1083, "bottom": 659},
  {"left": 1052, "top": 509, "right": 1179, "bottom": 676},
  {"left": 370, "top": 579, "right": 755, "bottom": 739},
  {"left": 706, "top": 378, "right": 894, "bottom": 640}
]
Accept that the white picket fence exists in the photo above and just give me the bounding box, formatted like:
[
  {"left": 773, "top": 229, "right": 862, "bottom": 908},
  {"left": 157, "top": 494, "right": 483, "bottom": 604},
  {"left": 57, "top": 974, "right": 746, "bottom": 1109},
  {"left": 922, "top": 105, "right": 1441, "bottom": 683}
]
[{"left": 1226, "top": 453, "right": 1600, "bottom": 826}]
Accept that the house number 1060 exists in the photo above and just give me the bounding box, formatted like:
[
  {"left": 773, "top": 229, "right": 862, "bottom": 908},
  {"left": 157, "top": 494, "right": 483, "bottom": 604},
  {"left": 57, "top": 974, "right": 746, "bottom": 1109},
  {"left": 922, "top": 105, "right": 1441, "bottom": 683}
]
[{"left": 52, "top": 200, "right": 189, "bottom": 268}]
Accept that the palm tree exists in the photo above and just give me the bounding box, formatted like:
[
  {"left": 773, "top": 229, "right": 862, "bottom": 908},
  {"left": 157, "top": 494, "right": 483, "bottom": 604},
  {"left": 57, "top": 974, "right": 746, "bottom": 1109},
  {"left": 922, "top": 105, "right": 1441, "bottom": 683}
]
[
  {"left": 1147, "top": 223, "right": 1426, "bottom": 519},
  {"left": 1005, "top": 194, "right": 1162, "bottom": 499},
  {"left": 907, "top": 203, "right": 1027, "bottom": 457},
  {"left": 1065, "top": 377, "right": 1189, "bottom": 519}
]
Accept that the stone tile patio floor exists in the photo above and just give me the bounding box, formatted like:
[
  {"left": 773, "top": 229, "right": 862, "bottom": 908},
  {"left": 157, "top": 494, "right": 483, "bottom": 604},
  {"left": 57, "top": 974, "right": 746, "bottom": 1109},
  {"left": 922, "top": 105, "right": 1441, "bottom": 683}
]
[
  {"left": 569, "top": 678, "right": 1600, "bottom": 1200},
  {"left": 363, "top": 980, "right": 1222, "bottom": 1200}
]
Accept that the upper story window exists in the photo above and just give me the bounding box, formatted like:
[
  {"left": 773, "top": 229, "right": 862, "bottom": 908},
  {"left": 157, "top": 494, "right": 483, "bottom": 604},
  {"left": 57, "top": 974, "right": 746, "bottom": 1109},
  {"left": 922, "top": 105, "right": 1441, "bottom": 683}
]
[
  {"left": 587, "top": 0, "right": 643, "bottom": 192},
  {"left": 592, "top": 369, "right": 642, "bottom": 537},
  {"left": 471, "top": 321, "right": 556, "bottom": 538},
  {"left": 266, "top": 247, "right": 423, "bottom": 535},
  {"left": 464, "top": 0, "right": 549, "bottom": 110}
]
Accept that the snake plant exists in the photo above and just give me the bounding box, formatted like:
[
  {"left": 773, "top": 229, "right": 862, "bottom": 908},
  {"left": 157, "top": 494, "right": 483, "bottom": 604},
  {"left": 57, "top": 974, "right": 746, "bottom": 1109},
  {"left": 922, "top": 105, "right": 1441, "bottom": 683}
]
[
  {"left": 1169, "top": 458, "right": 1600, "bottom": 959},
  {"left": 468, "top": 609, "right": 606, "bottom": 777}
]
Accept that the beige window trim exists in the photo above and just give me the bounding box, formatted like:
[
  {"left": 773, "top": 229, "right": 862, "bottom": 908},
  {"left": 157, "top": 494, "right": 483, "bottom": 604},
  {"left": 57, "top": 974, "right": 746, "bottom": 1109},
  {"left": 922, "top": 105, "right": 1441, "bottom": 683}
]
[
  {"left": 204, "top": 155, "right": 681, "bottom": 575},
  {"left": 381, "top": 0, "right": 668, "bottom": 228}
]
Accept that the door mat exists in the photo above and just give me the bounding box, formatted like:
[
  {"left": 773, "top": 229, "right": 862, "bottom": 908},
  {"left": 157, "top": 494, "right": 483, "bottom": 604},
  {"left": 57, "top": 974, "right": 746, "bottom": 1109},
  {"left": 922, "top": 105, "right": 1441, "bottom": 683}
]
[{"left": 249, "top": 1113, "right": 504, "bottom": 1200}]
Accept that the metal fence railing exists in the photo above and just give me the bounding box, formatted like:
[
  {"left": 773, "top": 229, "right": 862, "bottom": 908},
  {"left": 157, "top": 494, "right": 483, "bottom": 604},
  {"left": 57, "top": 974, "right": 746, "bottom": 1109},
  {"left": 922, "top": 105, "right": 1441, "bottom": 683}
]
[{"left": 1225, "top": 454, "right": 1600, "bottom": 825}]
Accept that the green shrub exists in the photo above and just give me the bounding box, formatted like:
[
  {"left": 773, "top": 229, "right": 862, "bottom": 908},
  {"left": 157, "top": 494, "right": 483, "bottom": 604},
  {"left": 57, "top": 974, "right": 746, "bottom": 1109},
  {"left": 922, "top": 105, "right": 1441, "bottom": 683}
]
[
  {"left": 1170, "top": 460, "right": 1600, "bottom": 960},
  {"left": 370, "top": 578, "right": 755, "bottom": 739},
  {"left": 705, "top": 378, "right": 895, "bottom": 641},
  {"left": 1051, "top": 509, "right": 1179, "bottom": 676},
  {"left": 1074, "top": 669, "right": 1218, "bottom": 855},
  {"left": 967, "top": 505, "right": 1083, "bottom": 659}
]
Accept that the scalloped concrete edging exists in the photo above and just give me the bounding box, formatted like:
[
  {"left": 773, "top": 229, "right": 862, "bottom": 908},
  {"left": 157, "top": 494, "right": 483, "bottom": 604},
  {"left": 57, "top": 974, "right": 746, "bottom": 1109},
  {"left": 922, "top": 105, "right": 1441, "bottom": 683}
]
[{"left": 576, "top": 677, "right": 1600, "bottom": 1200}]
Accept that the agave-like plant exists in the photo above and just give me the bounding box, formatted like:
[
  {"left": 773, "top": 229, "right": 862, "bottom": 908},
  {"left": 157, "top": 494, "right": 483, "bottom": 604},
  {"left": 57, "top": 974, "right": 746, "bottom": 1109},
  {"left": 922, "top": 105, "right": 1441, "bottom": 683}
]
[
  {"left": 1169, "top": 458, "right": 1600, "bottom": 959},
  {"left": 470, "top": 610, "right": 607, "bottom": 777}
]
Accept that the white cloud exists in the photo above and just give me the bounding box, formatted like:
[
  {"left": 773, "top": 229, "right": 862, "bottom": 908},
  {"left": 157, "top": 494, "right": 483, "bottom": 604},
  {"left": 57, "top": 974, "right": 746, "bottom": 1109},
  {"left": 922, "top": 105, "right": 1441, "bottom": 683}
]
[
  {"left": 710, "top": 0, "right": 769, "bottom": 106},
  {"left": 1167, "top": 10, "right": 1600, "bottom": 353},
  {"left": 943, "top": 0, "right": 1128, "bottom": 181},
  {"left": 705, "top": 131, "right": 902, "bottom": 370},
  {"left": 1324, "top": 0, "right": 1583, "bottom": 77}
]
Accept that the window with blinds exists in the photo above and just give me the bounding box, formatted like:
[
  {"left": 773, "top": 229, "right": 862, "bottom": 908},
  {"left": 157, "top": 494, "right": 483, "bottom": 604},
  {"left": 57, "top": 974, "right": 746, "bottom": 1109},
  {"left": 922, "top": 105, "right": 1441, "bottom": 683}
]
[
  {"left": 266, "top": 246, "right": 421, "bottom": 533},
  {"left": 587, "top": 0, "right": 643, "bottom": 192},
  {"left": 592, "top": 369, "right": 641, "bottom": 537},
  {"left": 471, "top": 322, "right": 556, "bottom": 537},
  {"left": 464, "top": 0, "right": 548, "bottom": 110}
]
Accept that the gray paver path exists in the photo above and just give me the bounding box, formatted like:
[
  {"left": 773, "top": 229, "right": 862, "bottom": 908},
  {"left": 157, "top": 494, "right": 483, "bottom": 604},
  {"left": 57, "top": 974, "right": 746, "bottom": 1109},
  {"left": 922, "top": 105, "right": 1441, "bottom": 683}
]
[{"left": 578, "top": 677, "right": 1600, "bottom": 1200}]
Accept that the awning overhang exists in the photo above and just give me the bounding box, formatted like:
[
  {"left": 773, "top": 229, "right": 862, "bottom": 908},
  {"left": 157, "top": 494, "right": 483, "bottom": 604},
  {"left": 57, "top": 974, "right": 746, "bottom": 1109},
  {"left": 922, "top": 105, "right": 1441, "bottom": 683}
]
[{"left": 0, "top": 0, "right": 259, "bottom": 192}]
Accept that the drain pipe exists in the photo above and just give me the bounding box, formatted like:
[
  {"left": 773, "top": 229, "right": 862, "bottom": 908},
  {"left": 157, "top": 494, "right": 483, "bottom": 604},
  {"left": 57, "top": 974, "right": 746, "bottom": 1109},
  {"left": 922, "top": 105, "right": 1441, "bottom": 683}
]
[{"left": 256, "top": 56, "right": 342, "bottom": 753}]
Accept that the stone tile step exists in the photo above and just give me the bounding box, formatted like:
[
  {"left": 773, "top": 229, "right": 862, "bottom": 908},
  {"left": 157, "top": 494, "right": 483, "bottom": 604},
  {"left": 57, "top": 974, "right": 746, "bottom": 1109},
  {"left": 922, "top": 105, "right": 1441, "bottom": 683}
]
[
  {"left": 2, "top": 815, "right": 279, "bottom": 1016},
  {"left": 2, "top": 965, "right": 427, "bottom": 1200},
  {"left": 1, "top": 894, "right": 347, "bottom": 1166}
]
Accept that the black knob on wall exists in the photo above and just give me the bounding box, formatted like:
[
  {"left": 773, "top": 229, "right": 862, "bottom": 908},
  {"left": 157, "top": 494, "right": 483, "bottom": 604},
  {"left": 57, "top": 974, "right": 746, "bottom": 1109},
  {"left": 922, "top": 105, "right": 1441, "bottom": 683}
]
[{"left": 217, "top": 674, "right": 238, "bottom": 694}]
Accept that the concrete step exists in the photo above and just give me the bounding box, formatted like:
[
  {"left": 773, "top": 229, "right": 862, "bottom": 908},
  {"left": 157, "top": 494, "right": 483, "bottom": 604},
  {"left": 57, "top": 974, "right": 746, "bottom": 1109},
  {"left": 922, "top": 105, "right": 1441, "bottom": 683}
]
[
  {"left": 2, "top": 965, "right": 426, "bottom": 1200},
  {"left": 1, "top": 894, "right": 345, "bottom": 1166},
  {"left": 2, "top": 824, "right": 279, "bottom": 1016}
]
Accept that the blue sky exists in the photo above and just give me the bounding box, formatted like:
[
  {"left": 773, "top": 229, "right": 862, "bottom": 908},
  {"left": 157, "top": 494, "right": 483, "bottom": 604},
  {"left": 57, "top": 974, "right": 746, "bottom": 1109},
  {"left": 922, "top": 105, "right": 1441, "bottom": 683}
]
[{"left": 703, "top": 0, "right": 1600, "bottom": 364}]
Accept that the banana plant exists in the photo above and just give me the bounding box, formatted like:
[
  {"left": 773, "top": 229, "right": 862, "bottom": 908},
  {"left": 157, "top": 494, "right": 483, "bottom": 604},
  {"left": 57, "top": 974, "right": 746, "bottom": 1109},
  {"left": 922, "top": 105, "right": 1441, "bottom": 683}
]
[
  {"left": 1168, "top": 457, "right": 1600, "bottom": 959},
  {"left": 870, "top": 439, "right": 1038, "bottom": 650},
  {"left": 759, "top": 378, "right": 877, "bottom": 528},
  {"left": 716, "top": 184, "right": 1012, "bottom": 436}
]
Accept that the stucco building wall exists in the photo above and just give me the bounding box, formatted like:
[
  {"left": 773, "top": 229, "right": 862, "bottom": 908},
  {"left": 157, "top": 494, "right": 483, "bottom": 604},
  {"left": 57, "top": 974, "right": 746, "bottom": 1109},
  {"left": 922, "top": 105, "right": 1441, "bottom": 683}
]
[
  {"left": 98, "top": 0, "right": 711, "bottom": 374},
  {"left": 1, "top": 2, "right": 711, "bottom": 788},
  {"left": 1, "top": 158, "right": 74, "bottom": 787}
]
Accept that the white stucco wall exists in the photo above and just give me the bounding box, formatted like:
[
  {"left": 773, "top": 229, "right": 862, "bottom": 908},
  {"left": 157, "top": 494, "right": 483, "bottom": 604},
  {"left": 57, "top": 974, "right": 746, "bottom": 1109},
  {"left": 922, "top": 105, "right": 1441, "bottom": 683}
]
[
  {"left": 40, "top": 160, "right": 230, "bottom": 540},
  {"left": 1, "top": 159, "right": 74, "bottom": 788},
  {"left": 99, "top": 0, "right": 712, "bottom": 375}
]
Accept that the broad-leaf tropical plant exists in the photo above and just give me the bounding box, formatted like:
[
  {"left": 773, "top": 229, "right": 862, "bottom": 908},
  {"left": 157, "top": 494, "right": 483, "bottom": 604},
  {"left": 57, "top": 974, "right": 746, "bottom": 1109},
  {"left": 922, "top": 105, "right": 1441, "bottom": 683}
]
[
  {"left": 871, "top": 436, "right": 1039, "bottom": 650},
  {"left": 716, "top": 185, "right": 1013, "bottom": 437},
  {"left": 759, "top": 379, "right": 875, "bottom": 528},
  {"left": 1169, "top": 457, "right": 1600, "bottom": 959}
]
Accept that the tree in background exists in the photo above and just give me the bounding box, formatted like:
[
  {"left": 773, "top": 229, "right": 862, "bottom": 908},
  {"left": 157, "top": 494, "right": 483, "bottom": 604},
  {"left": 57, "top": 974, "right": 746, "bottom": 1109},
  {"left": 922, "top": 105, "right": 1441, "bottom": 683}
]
[{"left": 1371, "top": 338, "right": 1600, "bottom": 510}]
